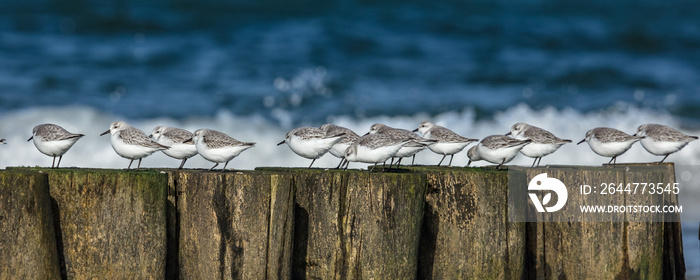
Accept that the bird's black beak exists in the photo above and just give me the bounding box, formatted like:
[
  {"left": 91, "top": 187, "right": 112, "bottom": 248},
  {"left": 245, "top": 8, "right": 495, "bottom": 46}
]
[
  {"left": 100, "top": 129, "right": 110, "bottom": 136},
  {"left": 183, "top": 138, "right": 194, "bottom": 144},
  {"left": 632, "top": 133, "right": 637, "bottom": 136},
  {"left": 505, "top": 132, "right": 511, "bottom": 136},
  {"left": 27, "top": 136, "right": 33, "bottom": 142},
  {"left": 412, "top": 128, "right": 419, "bottom": 132},
  {"left": 277, "top": 140, "right": 285, "bottom": 146},
  {"left": 577, "top": 139, "right": 585, "bottom": 145},
  {"left": 362, "top": 132, "right": 369, "bottom": 136},
  {"left": 148, "top": 134, "right": 153, "bottom": 138}
]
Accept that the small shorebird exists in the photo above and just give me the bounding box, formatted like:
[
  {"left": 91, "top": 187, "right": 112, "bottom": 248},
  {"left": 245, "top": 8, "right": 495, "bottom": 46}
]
[
  {"left": 192, "top": 129, "right": 255, "bottom": 172},
  {"left": 150, "top": 126, "right": 198, "bottom": 169},
  {"left": 278, "top": 127, "right": 345, "bottom": 168},
  {"left": 506, "top": 123, "right": 571, "bottom": 167},
  {"left": 368, "top": 123, "right": 435, "bottom": 168},
  {"left": 320, "top": 124, "right": 359, "bottom": 169},
  {"left": 413, "top": 121, "right": 477, "bottom": 166},
  {"left": 577, "top": 127, "right": 642, "bottom": 164},
  {"left": 634, "top": 124, "right": 698, "bottom": 163},
  {"left": 28, "top": 124, "right": 84, "bottom": 168},
  {"left": 101, "top": 121, "right": 168, "bottom": 170},
  {"left": 467, "top": 135, "right": 531, "bottom": 170},
  {"left": 344, "top": 133, "right": 411, "bottom": 171}
]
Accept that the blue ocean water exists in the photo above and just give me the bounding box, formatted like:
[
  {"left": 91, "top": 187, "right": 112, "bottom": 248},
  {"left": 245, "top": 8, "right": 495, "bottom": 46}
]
[
  {"left": 2, "top": 0, "right": 700, "bottom": 276},
  {"left": 2, "top": 0, "right": 700, "bottom": 124}
]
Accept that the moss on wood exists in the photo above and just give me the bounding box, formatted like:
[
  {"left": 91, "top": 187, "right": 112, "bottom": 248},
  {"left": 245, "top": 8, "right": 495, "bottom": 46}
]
[
  {"left": 0, "top": 170, "right": 61, "bottom": 279},
  {"left": 171, "top": 170, "right": 294, "bottom": 280},
  {"left": 36, "top": 168, "right": 167, "bottom": 279},
  {"left": 408, "top": 166, "right": 526, "bottom": 280}
]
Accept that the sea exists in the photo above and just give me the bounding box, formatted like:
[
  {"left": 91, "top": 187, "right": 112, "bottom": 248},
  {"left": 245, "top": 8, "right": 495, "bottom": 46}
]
[{"left": 1, "top": 0, "right": 699, "bottom": 276}]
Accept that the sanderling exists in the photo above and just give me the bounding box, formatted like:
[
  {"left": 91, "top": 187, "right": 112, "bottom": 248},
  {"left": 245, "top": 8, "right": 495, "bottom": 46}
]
[
  {"left": 191, "top": 129, "right": 255, "bottom": 172},
  {"left": 368, "top": 123, "right": 435, "bottom": 168},
  {"left": 577, "top": 127, "right": 642, "bottom": 164},
  {"left": 344, "top": 133, "right": 411, "bottom": 171},
  {"left": 150, "top": 126, "right": 198, "bottom": 169},
  {"left": 278, "top": 127, "right": 345, "bottom": 168},
  {"left": 467, "top": 135, "right": 531, "bottom": 170},
  {"left": 634, "top": 124, "right": 698, "bottom": 163},
  {"left": 320, "top": 124, "right": 360, "bottom": 169},
  {"left": 413, "top": 121, "right": 478, "bottom": 166},
  {"left": 100, "top": 121, "right": 169, "bottom": 170},
  {"left": 28, "top": 123, "right": 84, "bottom": 168},
  {"left": 506, "top": 123, "right": 572, "bottom": 167}
]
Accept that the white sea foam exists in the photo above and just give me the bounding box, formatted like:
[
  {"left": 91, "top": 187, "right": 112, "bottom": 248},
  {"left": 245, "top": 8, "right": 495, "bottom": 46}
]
[{"left": 0, "top": 104, "right": 699, "bottom": 170}]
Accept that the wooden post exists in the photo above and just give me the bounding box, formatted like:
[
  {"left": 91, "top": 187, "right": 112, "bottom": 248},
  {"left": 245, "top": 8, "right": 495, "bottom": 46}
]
[
  {"left": 172, "top": 170, "right": 294, "bottom": 280},
  {"left": 45, "top": 168, "right": 168, "bottom": 279},
  {"left": 521, "top": 164, "right": 677, "bottom": 279},
  {"left": 410, "top": 166, "right": 526, "bottom": 279},
  {"left": 0, "top": 170, "right": 61, "bottom": 279},
  {"left": 257, "top": 168, "right": 426, "bottom": 280},
  {"left": 0, "top": 165, "right": 685, "bottom": 279}
]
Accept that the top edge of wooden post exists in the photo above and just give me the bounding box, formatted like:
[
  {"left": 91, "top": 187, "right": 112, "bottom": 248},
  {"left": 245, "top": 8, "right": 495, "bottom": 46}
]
[{"left": 2, "top": 163, "right": 676, "bottom": 175}]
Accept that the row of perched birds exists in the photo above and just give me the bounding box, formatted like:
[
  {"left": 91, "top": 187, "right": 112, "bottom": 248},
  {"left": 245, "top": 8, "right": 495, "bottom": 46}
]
[{"left": 6, "top": 121, "right": 698, "bottom": 171}]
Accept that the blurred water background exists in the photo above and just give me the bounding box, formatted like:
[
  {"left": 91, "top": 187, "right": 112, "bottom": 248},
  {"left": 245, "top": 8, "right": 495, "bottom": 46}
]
[{"left": 1, "top": 0, "right": 700, "bottom": 276}]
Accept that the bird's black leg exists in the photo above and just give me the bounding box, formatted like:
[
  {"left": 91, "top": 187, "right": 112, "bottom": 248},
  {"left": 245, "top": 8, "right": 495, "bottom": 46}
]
[
  {"left": 178, "top": 158, "right": 187, "bottom": 169},
  {"left": 222, "top": 161, "right": 229, "bottom": 172},
  {"left": 336, "top": 158, "right": 345, "bottom": 169},
  {"left": 208, "top": 163, "right": 219, "bottom": 172},
  {"left": 437, "top": 155, "right": 447, "bottom": 166}
]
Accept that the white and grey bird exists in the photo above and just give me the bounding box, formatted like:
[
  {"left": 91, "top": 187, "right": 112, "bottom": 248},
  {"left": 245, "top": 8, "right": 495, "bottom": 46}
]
[
  {"left": 413, "top": 121, "right": 478, "bottom": 166},
  {"left": 150, "top": 126, "right": 198, "bottom": 169},
  {"left": 467, "top": 135, "right": 531, "bottom": 170},
  {"left": 577, "top": 127, "right": 642, "bottom": 164},
  {"left": 344, "top": 133, "right": 411, "bottom": 171},
  {"left": 277, "top": 127, "right": 346, "bottom": 168},
  {"left": 0, "top": 139, "right": 5, "bottom": 144},
  {"left": 100, "top": 121, "right": 169, "bottom": 170},
  {"left": 28, "top": 124, "right": 84, "bottom": 168},
  {"left": 634, "top": 124, "right": 698, "bottom": 163},
  {"left": 192, "top": 129, "right": 255, "bottom": 172},
  {"left": 369, "top": 123, "right": 435, "bottom": 168},
  {"left": 320, "top": 124, "right": 360, "bottom": 169},
  {"left": 506, "top": 123, "right": 572, "bottom": 167}
]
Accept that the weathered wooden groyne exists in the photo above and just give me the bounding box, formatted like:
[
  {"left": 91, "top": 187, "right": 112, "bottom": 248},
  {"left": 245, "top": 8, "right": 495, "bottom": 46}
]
[{"left": 0, "top": 164, "right": 685, "bottom": 279}]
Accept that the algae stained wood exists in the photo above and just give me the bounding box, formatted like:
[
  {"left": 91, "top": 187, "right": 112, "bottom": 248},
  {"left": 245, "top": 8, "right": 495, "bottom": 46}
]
[
  {"left": 290, "top": 169, "right": 426, "bottom": 280},
  {"left": 523, "top": 165, "right": 677, "bottom": 279},
  {"left": 0, "top": 170, "right": 61, "bottom": 279},
  {"left": 46, "top": 169, "right": 167, "bottom": 279},
  {"left": 531, "top": 167, "right": 626, "bottom": 279},
  {"left": 173, "top": 171, "right": 294, "bottom": 280},
  {"left": 415, "top": 167, "right": 525, "bottom": 280}
]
